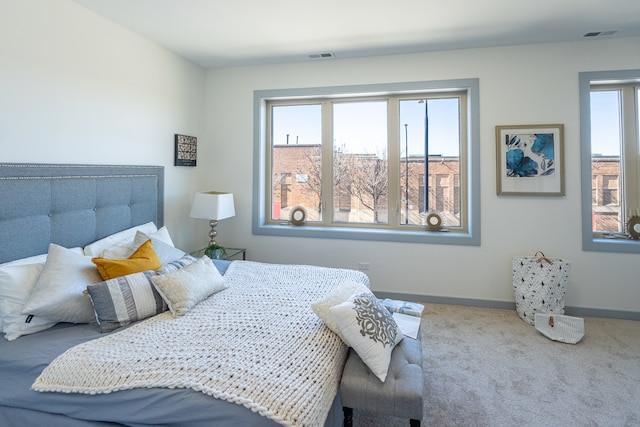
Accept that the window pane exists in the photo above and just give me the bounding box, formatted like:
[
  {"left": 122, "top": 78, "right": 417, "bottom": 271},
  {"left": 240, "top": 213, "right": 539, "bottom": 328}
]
[
  {"left": 399, "top": 98, "right": 460, "bottom": 226},
  {"left": 590, "top": 90, "right": 622, "bottom": 232},
  {"left": 271, "top": 104, "right": 322, "bottom": 222},
  {"left": 333, "top": 101, "right": 388, "bottom": 224}
]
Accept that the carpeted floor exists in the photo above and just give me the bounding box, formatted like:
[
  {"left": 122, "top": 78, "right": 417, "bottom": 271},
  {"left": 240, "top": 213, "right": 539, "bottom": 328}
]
[{"left": 351, "top": 303, "right": 640, "bottom": 427}]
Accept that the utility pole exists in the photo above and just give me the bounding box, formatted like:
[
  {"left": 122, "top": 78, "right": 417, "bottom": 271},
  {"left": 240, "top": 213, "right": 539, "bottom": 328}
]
[{"left": 423, "top": 100, "right": 429, "bottom": 214}]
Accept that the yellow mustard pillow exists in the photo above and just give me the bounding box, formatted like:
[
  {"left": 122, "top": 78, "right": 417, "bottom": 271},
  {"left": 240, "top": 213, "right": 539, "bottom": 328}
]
[{"left": 92, "top": 239, "right": 162, "bottom": 280}]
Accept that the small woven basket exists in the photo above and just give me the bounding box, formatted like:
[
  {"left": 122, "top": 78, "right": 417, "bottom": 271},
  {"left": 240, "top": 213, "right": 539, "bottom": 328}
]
[{"left": 534, "top": 313, "right": 584, "bottom": 344}]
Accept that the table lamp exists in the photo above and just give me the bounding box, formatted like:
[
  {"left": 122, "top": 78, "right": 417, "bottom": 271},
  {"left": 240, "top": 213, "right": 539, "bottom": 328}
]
[{"left": 190, "top": 191, "right": 235, "bottom": 247}]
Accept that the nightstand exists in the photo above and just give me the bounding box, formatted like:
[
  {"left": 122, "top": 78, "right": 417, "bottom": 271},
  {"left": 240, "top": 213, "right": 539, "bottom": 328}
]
[{"left": 190, "top": 247, "right": 246, "bottom": 261}]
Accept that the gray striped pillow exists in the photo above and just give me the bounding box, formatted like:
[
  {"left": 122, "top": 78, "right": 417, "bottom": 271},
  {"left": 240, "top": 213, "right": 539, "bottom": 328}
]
[{"left": 87, "top": 255, "right": 197, "bottom": 332}]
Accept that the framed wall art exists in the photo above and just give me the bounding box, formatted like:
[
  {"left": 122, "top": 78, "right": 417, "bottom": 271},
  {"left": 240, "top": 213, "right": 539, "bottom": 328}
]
[
  {"left": 174, "top": 134, "right": 197, "bottom": 167},
  {"left": 495, "top": 124, "right": 565, "bottom": 196}
]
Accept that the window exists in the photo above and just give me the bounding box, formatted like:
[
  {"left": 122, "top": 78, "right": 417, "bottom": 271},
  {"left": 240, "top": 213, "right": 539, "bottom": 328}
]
[
  {"left": 253, "top": 79, "right": 480, "bottom": 246},
  {"left": 580, "top": 70, "right": 640, "bottom": 253}
]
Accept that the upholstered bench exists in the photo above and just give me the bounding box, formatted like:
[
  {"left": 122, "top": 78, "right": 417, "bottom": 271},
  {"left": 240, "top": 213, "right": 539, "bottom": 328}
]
[{"left": 340, "top": 333, "right": 424, "bottom": 427}]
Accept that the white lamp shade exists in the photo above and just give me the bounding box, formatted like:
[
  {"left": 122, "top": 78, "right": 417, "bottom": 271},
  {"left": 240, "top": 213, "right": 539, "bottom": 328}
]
[{"left": 190, "top": 192, "right": 235, "bottom": 220}]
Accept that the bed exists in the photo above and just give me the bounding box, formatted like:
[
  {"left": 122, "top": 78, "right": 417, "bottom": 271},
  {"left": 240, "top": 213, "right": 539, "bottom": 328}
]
[{"left": 0, "top": 163, "right": 382, "bottom": 427}]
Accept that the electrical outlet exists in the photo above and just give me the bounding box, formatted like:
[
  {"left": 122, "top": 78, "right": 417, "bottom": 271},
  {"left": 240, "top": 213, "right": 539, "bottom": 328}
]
[{"left": 358, "top": 262, "right": 370, "bottom": 271}]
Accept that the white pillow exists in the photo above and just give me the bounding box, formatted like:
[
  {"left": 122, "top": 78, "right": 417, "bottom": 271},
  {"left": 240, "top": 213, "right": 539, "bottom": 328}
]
[
  {"left": 0, "top": 247, "right": 82, "bottom": 268},
  {"left": 328, "top": 292, "right": 403, "bottom": 382},
  {"left": 311, "top": 280, "right": 373, "bottom": 342},
  {"left": 142, "top": 226, "right": 175, "bottom": 247},
  {"left": 0, "top": 263, "right": 57, "bottom": 340},
  {"left": 151, "top": 256, "right": 226, "bottom": 317},
  {"left": 128, "top": 229, "right": 184, "bottom": 265},
  {"left": 83, "top": 222, "right": 157, "bottom": 257},
  {"left": 101, "top": 226, "right": 177, "bottom": 261},
  {"left": 0, "top": 264, "right": 46, "bottom": 331},
  {"left": 0, "top": 254, "right": 47, "bottom": 268},
  {"left": 21, "top": 244, "right": 103, "bottom": 323},
  {"left": 99, "top": 242, "right": 132, "bottom": 260}
]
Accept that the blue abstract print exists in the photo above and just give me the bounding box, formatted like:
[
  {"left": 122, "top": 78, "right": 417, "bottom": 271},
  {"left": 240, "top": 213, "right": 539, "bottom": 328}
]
[{"left": 505, "top": 133, "right": 555, "bottom": 178}]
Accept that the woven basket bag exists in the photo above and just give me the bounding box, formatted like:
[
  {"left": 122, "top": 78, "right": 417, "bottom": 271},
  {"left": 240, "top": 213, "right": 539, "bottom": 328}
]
[{"left": 512, "top": 252, "right": 571, "bottom": 325}]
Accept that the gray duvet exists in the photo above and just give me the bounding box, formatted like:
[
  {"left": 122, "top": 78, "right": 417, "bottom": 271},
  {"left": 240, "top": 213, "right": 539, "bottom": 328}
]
[{"left": 0, "top": 321, "right": 302, "bottom": 426}]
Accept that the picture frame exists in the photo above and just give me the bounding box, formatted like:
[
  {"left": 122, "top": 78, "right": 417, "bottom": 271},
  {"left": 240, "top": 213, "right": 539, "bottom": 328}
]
[
  {"left": 495, "top": 124, "right": 565, "bottom": 196},
  {"left": 174, "top": 134, "right": 197, "bottom": 167}
]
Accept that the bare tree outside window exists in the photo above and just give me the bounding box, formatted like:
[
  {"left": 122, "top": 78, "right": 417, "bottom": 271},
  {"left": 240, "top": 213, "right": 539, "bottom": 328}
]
[
  {"left": 346, "top": 153, "right": 388, "bottom": 223},
  {"left": 298, "top": 144, "right": 322, "bottom": 219}
]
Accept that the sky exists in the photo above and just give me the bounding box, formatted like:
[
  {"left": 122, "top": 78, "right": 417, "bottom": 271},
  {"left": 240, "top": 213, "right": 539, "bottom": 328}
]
[
  {"left": 272, "top": 92, "right": 626, "bottom": 157},
  {"left": 272, "top": 97, "right": 460, "bottom": 156},
  {"left": 590, "top": 90, "right": 621, "bottom": 156}
]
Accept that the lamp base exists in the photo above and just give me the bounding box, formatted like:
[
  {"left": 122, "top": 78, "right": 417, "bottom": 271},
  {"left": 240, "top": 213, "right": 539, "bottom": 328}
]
[{"left": 208, "top": 219, "right": 218, "bottom": 246}]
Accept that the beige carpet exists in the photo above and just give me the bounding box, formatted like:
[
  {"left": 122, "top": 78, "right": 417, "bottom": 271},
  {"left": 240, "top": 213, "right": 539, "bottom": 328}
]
[{"left": 352, "top": 303, "right": 640, "bottom": 427}]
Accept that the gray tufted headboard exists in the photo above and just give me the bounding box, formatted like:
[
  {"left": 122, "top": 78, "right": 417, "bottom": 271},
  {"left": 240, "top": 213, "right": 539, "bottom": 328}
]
[{"left": 0, "top": 163, "right": 164, "bottom": 264}]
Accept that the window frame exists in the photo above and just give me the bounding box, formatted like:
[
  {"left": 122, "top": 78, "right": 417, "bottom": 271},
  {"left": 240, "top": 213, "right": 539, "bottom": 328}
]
[
  {"left": 580, "top": 69, "right": 640, "bottom": 253},
  {"left": 253, "top": 79, "right": 480, "bottom": 246}
]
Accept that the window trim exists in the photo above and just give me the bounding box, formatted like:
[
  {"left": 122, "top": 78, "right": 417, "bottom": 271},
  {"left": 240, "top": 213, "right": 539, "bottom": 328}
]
[
  {"left": 253, "top": 79, "right": 481, "bottom": 246},
  {"left": 579, "top": 69, "right": 640, "bottom": 254}
]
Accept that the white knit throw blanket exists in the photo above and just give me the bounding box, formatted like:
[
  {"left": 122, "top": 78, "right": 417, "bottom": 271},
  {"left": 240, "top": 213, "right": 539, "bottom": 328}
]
[{"left": 33, "top": 261, "right": 369, "bottom": 427}]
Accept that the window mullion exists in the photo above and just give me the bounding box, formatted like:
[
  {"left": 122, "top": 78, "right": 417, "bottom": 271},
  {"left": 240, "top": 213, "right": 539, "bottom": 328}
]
[
  {"left": 622, "top": 86, "right": 639, "bottom": 217},
  {"left": 321, "top": 100, "right": 334, "bottom": 225},
  {"left": 265, "top": 105, "right": 275, "bottom": 222},
  {"left": 387, "top": 97, "right": 401, "bottom": 227},
  {"left": 458, "top": 93, "right": 469, "bottom": 231}
]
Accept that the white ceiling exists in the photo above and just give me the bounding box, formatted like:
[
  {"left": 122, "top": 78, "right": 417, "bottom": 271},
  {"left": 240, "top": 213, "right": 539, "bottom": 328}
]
[{"left": 74, "top": 0, "right": 640, "bottom": 69}]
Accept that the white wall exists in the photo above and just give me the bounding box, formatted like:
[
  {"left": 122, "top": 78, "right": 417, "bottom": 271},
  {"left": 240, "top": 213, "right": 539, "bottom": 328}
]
[
  {"left": 205, "top": 38, "right": 640, "bottom": 313},
  {"left": 0, "top": 0, "right": 206, "bottom": 250},
  {"left": 2, "top": 0, "right": 638, "bottom": 314}
]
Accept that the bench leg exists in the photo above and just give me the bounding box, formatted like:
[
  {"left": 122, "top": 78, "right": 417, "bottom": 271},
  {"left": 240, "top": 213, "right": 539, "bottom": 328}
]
[
  {"left": 343, "top": 407, "right": 353, "bottom": 427},
  {"left": 410, "top": 419, "right": 421, "bottom": 427}
]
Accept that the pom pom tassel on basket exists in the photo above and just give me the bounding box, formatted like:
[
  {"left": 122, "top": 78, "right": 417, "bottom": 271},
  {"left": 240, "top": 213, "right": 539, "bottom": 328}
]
[{"left": 512, "top": 251, "right": 571, "bottom": 325}]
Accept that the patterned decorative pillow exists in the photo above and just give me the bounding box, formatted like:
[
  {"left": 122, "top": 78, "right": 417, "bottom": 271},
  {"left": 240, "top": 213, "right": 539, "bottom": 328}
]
[
  {"left": 151, "top": 256, "right": 226, "bottom": 317},
  {"left": 328, "top": 292, "right": 403, "bottom": 382},
  {"left": 311, "top": 280, "right": 373, "bottom": 342},
  {"left": 86, "top": 255, "right": 196, "bottom": 332},
  {"left": 155, "top": 254, "right": 197, "bottom": 274}
]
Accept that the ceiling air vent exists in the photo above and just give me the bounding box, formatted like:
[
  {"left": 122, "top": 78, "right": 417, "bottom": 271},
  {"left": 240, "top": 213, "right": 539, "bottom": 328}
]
[
  {"left": 584, "top": 30, "right": 618, "bottom": 37},
  {"left": 308, "top": 52, "right": 335, "bottom": 59}
]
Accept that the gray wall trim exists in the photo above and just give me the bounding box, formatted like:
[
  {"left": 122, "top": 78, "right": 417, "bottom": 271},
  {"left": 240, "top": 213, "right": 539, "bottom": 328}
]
[
  {"left": 376, "top": 291, "right": 640, "bottom": 321},
  {"left": 562, "top": 306, "right": 640, "bottom": 321},
  {"left": 579, "top": 69, "right": 640, "bottom": 254},
  {"left": 252, "top": 78, "right": 481, "bottom": 247}
]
